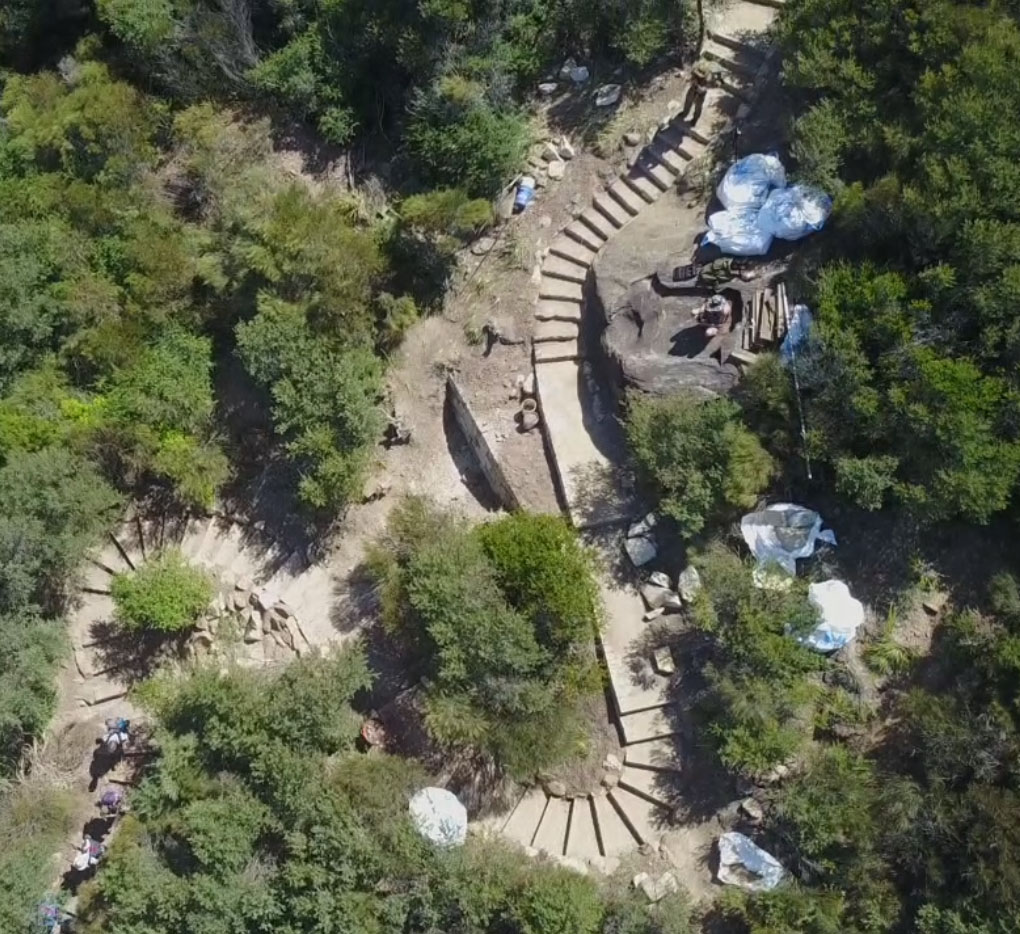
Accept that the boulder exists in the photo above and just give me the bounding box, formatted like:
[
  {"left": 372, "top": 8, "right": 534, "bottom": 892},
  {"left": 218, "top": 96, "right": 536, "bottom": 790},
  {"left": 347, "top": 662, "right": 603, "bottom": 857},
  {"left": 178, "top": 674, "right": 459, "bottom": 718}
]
[
  {"left": 678, "top": 566, "right": 703, "bottom": 603},
  {"left": 595, "top": 83, "right": 622, "bottom": 107},
  {"left": 543, "top": 141, "right": 562, "bottom": 162},
  {"left": 471, "top": 236, "right": 496, "bottom": 256},
  {"left": 243, "top": 620, "right": 262, "bottom": 644},
  {"left": 547, "top": 161, "right": 566, "bottom": 180},
  {"left": 624, "top": 130, "right": 642, "bottom": 146},
  {"left": 232, "top": 591, "right": 248, "bottom": 612},
  {"left": 740, "top": 797, "right": 764, "bottom": 823},
  {"left": 544, "top": 779, "right": 568, "bottom": 797},
  {"left": 624, "top": 535, "right": 657, "bottom": 567},
  {"left": 558, "top": 138, "right": 576, "bottom": 160},
  {"left": 653, "top": 647, "right": 676, "bottom": 675},
  {"left": 641, "top": 582, "right": 672, "bottom": 610}
]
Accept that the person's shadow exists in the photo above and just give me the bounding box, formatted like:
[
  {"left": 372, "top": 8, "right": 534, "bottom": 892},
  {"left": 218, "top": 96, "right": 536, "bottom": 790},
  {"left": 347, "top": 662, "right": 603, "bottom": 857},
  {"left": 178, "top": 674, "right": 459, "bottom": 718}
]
[{"left": 87, "top": 743, "right": 121, "bottom": 792}]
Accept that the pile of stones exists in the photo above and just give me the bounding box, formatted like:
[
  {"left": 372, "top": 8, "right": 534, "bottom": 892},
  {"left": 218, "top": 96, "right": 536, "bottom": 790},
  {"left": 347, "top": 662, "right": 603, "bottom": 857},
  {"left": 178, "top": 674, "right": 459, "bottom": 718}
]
[{"left": 188, "top": 576, "right": 311, "bottom": 665}]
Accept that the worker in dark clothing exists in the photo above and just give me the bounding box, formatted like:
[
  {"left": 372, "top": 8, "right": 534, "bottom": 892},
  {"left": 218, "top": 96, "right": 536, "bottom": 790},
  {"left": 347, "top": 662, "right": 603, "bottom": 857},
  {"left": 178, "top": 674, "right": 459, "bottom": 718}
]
[{"left": 679, "top": 61, "right": 718, "bottom": 125}]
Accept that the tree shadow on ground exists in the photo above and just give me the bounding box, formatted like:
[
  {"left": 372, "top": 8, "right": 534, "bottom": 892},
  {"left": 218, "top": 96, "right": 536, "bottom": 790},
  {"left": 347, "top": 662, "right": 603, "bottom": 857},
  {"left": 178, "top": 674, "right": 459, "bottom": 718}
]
[{"left": 88, "top": 619, "right": 188, "bottom": 685}]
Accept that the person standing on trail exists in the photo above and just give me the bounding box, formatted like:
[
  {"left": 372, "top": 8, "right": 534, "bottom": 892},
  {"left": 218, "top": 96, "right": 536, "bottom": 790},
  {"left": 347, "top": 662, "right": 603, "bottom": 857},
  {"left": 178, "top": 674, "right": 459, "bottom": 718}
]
[
  {"left": 679, "top": 61, "right": 718, "bottom": 125},
  {"left": 98, "top": 786, "right": 125, "bottom": 816}
]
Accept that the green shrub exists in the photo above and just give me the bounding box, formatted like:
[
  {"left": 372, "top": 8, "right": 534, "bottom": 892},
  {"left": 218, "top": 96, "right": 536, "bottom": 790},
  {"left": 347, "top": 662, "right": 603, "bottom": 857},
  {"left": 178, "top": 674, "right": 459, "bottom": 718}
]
[
  {"left": 626, "top": 393, "right": 774, "bottom": 539},
  {"left": 111, "top": 549, "right": 213, "bottom": 632}
]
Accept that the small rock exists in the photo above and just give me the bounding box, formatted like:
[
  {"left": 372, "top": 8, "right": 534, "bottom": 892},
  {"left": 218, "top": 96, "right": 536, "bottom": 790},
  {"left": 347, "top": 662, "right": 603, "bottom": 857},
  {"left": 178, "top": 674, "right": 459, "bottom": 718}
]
[
  {"left": 623, "top": 130, "right": 642, "bottom": 146},
  {"left": 653, "top": 647, "right": 676, "bottom": 675},
  {"left": 273, "top": 602, "right": 293, "bottom": 619},
  {"left": 624, "top": 535, "right": 657, "bottom": 567},
  {"left": 595, "top": 83, "right": 622, "bottom": 107},
  {"left": 632, "top": 871, "right": 651, "bottom": 890},
  {"left": 543, "top": 141, "right": 562, "bottom": 162},
  {"left": 249, "top": 590, "right": 263, "bottom": 608},
  {"left": 521, "top": 372, "right": 536, "bottom": 398},
  {"left": 662, "top": 593, "right": 684, "bottom": 612},
  {"left": 643, "top": 607, "right": 666, "bottom": 622},
  {"left": 568, "top": 196, "right": 584, "bottom": 218},
  {"left": 642, "top": 871, "right": 680, "bottom": 902},
  {"left": 547, "top": 160, "right": 566, "bottom": 181},
  {"left": 740, "top": 797, "right": 764, "bottom": 823},
  {"left": 558, "top": 58, "right": 578, "bottom": 80},
  {"left": 232, "top": 591, "right": 248, "bottom": 612},
  {"left": 678, "top": 566, "right": 703, "bottom": 603},
  {"left": 602, "top": 754, "right": 622, "bottom": 772},
  {"left": 628, "top": 512, "right": 657, "bottom": 538},
  {"left": 648, "top": 571, "right": 671, "bottom": 589},
  {"left": 923, "top": 591, "right": 949, "bottom": 615},
  {"left": 538, "top": 214, "right": 552, "bottom": 228},
  {"left": 235, "top": 577, "right": 252, "bottom": 592},
  {"left": 641, "top": 582, "right": 672, "bottom": 610},
  {"left": 600, "top": 769, "right": 620, "bottom": 789},
  {"left": 762, "top": 763, "right": 790, "bottom": 784},
  {"left": 471, "top": 236, "right": 496, "bottom": 256},
  {"left": 243, "top": 621, "right": 262, "bottom": 644},
  {"left": 567, "top": 65, "right": 590, "bottom": 84},
  {"left": 558, "top": 138, "right": 576, "bottom": 160},
  {"left": 544, "top": 779, "right": 568, "bottom": 797},
  {"left": 534, "top": 171, "right": 547, "bottom": 189},
  {"left": 538, "top": 81, "right": 559, "bottom": 96},
  {"left": 361, "top": 476, "right": 391, "bottom": 503}
]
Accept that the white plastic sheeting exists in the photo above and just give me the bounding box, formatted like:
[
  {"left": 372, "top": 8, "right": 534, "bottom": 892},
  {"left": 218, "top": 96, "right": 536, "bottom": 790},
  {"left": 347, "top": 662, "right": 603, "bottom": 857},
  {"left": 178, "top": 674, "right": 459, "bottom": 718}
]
[
  {"left": 779, "top": 304, "right": 813, "bottom": 365},
  {"left": 705, "top": 156, "right": 831, "bottom": 257},
  {"left": 717, "top": 832, "right": 786, "bottom": 892},
  {"left": 716, "top": 154, "right": 786, "bottom": 210},
  {"left": 740, "top": 504, "right": 837, "bottom": 584},
  {"left": 804, "top": 580, "right": 865, "bottom": 653},
  {"left": 757, "top": 185, "right": 832, "bottom": 241},
  {"left": 409, "top": 787, "right": 468, "bottom": 847},
  {"left": 704, "top": 208, "right": 774, "bottom": 257}
]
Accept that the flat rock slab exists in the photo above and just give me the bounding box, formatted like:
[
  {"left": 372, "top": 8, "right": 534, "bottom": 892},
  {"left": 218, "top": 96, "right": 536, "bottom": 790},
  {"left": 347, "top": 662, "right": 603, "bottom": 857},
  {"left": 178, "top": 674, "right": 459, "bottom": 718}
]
[
  {"left": 534, "top": 360, "right": 635, "bottom": 528},
  {"left": 534, "top": 319, "right": 580, "bottom": 342}
]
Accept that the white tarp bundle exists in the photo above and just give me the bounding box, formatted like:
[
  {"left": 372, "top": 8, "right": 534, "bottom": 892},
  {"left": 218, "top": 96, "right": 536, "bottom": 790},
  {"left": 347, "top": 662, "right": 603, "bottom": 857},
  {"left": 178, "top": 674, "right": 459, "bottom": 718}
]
[
  {"left": 704, "top": 207, "right": 774, "bottom": 257},
  {"left": 716, "top": 154, "right": 787, "bottom": 210},
  {"left": 717, "top": 832, "right": 785, "bottom": 892},
  {"left": 757, "top": 185, "right": 832, "bottom": 241},
  {"left": 740, "top": 504, "right": 836, "bottom": 584},
  {"left": 704, "top": 156, "right": 830, "bottom": 257},
  {"left": 804, "top": 579, "right": 865, "bottom": 653},
  {"left": 409, "top": 787, "right": 468, "bottom": 847}
]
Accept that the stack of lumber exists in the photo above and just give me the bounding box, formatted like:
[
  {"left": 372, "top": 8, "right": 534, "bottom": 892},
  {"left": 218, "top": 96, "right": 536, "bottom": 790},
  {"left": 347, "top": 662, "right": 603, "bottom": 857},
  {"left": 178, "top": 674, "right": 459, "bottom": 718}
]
[{"left": 735, "top": 282, "right": 789, "bottom": 362}]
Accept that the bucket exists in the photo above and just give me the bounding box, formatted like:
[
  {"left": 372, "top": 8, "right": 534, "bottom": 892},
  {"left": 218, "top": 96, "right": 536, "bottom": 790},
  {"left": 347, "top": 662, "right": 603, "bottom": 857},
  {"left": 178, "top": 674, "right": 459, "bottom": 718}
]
[
  {"left": 513, "top": 176, "right": 536, "bottom": 213},
  {"left": 520, "top": 398, "right": 538, "bottom": 415}
]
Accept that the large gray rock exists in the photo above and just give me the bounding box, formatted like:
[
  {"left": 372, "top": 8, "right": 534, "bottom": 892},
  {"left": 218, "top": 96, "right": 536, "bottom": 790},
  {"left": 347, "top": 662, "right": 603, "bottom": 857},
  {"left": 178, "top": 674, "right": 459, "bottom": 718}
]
[{"left": 593, "top": 195, "right": 743, "bottom": 400}]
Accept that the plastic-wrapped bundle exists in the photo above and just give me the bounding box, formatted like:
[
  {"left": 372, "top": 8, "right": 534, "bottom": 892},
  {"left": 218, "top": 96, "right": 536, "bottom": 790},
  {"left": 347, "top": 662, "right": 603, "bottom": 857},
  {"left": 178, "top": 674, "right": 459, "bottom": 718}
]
[
  {"left": 703, "top": 207, "right": 774, "bottom": 256},
  {"left": 757, "top": 184, "right": 832, "bottom": 240},
  {"left": 716, "top": 153, "right": 786, "bottom": 209}
]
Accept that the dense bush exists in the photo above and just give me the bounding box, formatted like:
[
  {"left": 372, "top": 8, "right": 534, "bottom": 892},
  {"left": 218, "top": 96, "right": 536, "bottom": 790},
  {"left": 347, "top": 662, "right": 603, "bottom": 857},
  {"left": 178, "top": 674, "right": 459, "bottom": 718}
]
[
  {"left": 368, "top": 499, "right": 601, "bottom": 778},
  {"left": 626, "top": 393, "right": 774, "bottom": 539},
  {"left": 111, "top": 550, "right": 213, "bottom": 633},
  {"left": 75, "top": 649, "right": 685, "bottom": 934},
  {"left": 756, "top": 0, "right": 1020, "bottom": 524}
]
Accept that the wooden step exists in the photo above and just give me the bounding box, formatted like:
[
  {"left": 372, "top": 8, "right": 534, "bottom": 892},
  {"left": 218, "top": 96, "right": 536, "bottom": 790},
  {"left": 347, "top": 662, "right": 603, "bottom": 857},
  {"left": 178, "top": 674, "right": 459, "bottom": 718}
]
[
  {"left": 606, "top": 180, "right": 644, "bottom": 216},
  {"left": 630, "top": 157, "right": 673, "bottom": 190},
  {"left": 645, "top": 142, "right": 687, "bottom": 175},
  {"left": 566, "top": 797, "right": 602, "bottom": 860},
  {"left": 538, "top": 277, "right": 583, "bottom": 303},
  {"left": 80, "top": 561, "right": 113, "bottom": 595},
  {"left": 706, "top": 29, "right": 767, "bottom": 61},
  {"left": 592, "top": 192, "right": 631, "bottom": 228},
  {"left": 533, "top": 796, "right": 570, "bottom": 857},
  {"left": 704, "top": 47, "right": 758, "bottom": 80},
  {"left": 549, "top": 237, "right": 597, "bottom": 268},
  {"left": 534, "top": 319, "right": 580, "bottom": 343},
  {"left": 622, "top": 169, "right": 662, "bottom": 203},
  {"left": 625, "top": 738, "right": 682, "bottom": 772},
  {"left": 565, "top": 219, "right": 606, "bottom": 252},
  {"left": 110, "top": 528, "right": 141, "bottom": 572},
  {"left": 579, "top": 207, "right": 618, "bottom": 241},
  {"left": 503, "top": 788, "right": 548, "bottom": 848},
  {"left": 542, "top": 254, "right": 588, "bottom": 284},
  {"left": 593, "top": 792, "right": 640, "bottom": 856},
  {"left": 619, "top": 765, "right": 677, "bottom": 809},
  {"left": 535, "top": 299, "right": 582, "bottom": 322},
  {"left": 609, "top": 786, "right": 667, "bottom": 846},
  {"left": 618, "top": 705, "right": 681, "bottom": 746},
  {"left": 534, "top": 303, "right": 583, "bottom": 326},
  {"left": 534, "top": 338, "right": 582, "bottom": 364}
]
